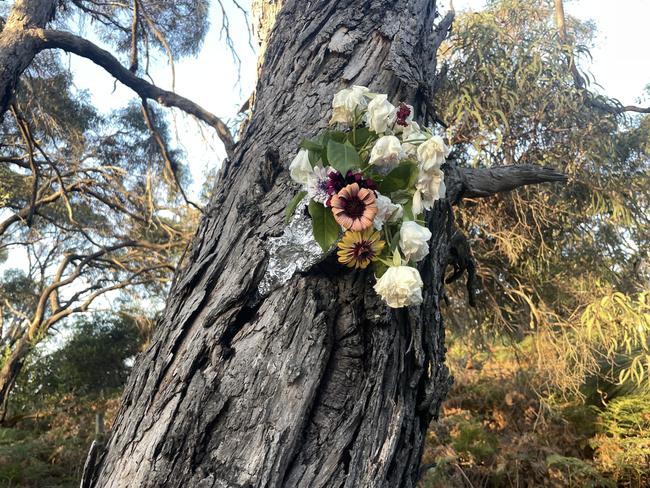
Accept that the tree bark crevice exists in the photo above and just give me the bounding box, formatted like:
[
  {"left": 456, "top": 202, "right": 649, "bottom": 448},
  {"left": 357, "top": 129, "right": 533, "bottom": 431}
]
[{"left": 86, "top": 1, "right": 567, "bottom": 486}]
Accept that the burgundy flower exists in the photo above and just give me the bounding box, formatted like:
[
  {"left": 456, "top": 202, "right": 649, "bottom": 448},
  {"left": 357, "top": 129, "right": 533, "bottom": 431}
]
[
  {"left": 326, "top": 170, "right": 377, "bottom": 198},
  {"left": 396, "top": 103, "right": 412, "bottom": 127}
]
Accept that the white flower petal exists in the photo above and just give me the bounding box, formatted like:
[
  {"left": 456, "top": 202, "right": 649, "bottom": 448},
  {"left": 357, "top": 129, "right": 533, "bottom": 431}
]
[{"left": 374, "top": 266, "right": 423, "bottom": 308}]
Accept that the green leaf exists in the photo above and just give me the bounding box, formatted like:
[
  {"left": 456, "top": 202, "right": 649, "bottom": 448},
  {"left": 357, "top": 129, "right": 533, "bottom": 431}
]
[
  {"left": 300, "top": 139, "right": 323, "bottom": 152},
  {"left": 285, "top": 191, "right": 307, "bottom": 223},
  {"left": 379, "top": 163, "right": 418, "bottom": 194},
  {"left": 402, "top": 199, "right": 415, "bottom": 221},
  {"left": 348, "top": 127, "right": 373, "bottom": 148},
  {"left": 299, "top": 139, "right": 325, "bottom": 167},
  {"left": 325, "top": 130, "right": 347, "bottom": 144},
  {"left": 308, "top": 200, "right": 340, "bottom": 252},
  {"left": 307, "top": 150, "right": 321, "bottom": 167},
  {"left": 373, "top": 261, "right": 388, "bottom": 279},
  {"left": 327, "top": 140, "right": 361, "bottom": 175}
]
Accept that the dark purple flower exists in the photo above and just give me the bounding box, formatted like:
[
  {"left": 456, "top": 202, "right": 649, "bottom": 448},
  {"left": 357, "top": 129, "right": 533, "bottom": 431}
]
[
  {"left": 326, "top": 170, "right": 377, "bottom": 200},
  {"left": 396, "top": 103, "right": 412, "bottom": 127}
]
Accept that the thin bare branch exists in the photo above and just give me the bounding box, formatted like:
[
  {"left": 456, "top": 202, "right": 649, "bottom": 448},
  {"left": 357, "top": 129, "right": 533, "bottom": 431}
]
[
  {"left": 30, "top": 28, "right": 235, "bottom": 155},
  {"left": 140, "top": 100, "right": 204, "bottom": 213}
]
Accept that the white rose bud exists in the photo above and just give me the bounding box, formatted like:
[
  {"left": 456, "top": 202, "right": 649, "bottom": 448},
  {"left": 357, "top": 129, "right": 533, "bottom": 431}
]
[
  {"left": 369, "top": 135, "right": 403, "bottom": 170},
  {"left": 412, "top": 169, "right": 446, "bottom": 215},
  {"left": 289, "top": 149, "right": 313, "bottom": 186},
  {"left": 374, "top": 265, "right": 424, "bottom": 308},
  {"left": 416, "top": 135, "right": 450, "bottom": 171},
  {"left": 330, "top": 85, "right": 370, "bottom": 125},
  {"left": 373, "top": 192, "right": 403, "bottom": 230},
  {"left": 401, "top": 121, "right": 425, "bottom": 156},
  {"left": 366, "top": 94, "right": 396, "bottom": 134},
  {"left": 399, "top": 221, "right": 432, "bottom": 262}
]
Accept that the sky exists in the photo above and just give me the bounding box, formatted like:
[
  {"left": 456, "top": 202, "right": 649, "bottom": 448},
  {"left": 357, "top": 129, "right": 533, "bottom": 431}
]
[
  {"left": 2, "top": 0, "right": 650, "bottom": 310},
  {"left": 63, "top": 0, "right": 650, "bottom": 200}
]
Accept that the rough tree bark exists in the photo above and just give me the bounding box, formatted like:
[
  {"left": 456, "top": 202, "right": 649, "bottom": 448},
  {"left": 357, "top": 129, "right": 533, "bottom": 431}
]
[
  {"left": 83, "top": 1, "right": 565, "bottom": 487},
  {"left": 0, "top": 0, "right": 57, "bottom": 116}
]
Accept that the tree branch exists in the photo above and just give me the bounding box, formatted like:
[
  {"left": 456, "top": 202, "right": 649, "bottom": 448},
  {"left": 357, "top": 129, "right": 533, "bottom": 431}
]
[
  {"left": 29, "top": 28, "right": 235, "bottom": 156},
  {"left": 446, "top": 163, "right": 568, "bottom": 203},
  {"left": 553, "top": 0, "right": 650, "bottom": 115},
  {"left": 140, "top": 100, "right": 204, "bottom": 213}
]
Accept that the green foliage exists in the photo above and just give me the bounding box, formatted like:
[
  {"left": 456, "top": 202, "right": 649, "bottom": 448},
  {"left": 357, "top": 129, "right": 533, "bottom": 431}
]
[
  {"left": 14, "top": 313, "right": 142, "bottom": 402},
  {"left": 377, "top": 162, "right": 418, "bottom": 195},
  {"left": 0, "top": 393, "right": 122, "bottom": 488},
  {"left": 71, "top": 0, "right": 210, "bottom": 61},
  {"left": 580, "top": 292, "right": 650, "bottom": 387},
  {"left": 591, "top": 394, "right": 650, "bottom": 485},
  {"left": 0, "top": 427, "right": 80, "bottom": 487},
  {"left": 326, "top": 140, "right": 361, "bottom": 175},
  {"left": 450, "top": 418, "right": 498, "bottom": 462},
  {"left": 436, "top": 0, "right": 650, "bottom": 401},
  {"left": 421, "top": 340, "right": 626, "bottom": 487},
  {"left": 285, "top": 191, "right": 307, "bottom": 222},
  {"left": 308, "top": 200, "right": 340, "bottom": 252},
  {"left": 546, "top": 454, "right": 616, "bottom": 488},
  {"left": 0, "top": 313, "right": 143, "bottom": 486}
]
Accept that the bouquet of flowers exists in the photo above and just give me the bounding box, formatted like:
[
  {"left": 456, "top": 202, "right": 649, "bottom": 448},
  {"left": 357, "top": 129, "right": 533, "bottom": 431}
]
[{"left": 285, "top": 86, "right": 450, "bottom": 308}]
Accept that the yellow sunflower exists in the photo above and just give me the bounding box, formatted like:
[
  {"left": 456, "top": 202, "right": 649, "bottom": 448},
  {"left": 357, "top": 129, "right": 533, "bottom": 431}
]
[{"left": 337, "top": 228, "right": 385, "bottom": 269}]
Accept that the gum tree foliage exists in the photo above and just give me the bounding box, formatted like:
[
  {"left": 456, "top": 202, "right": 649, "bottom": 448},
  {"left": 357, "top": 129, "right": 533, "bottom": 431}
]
[
  {"left": 0, "top": 56, "right": 197, "bottom": 419},
  {"left": 12, "top": 312, "right": 142, "bottom": 406},
  {"left": 435, "top": 0, "right": 650, "bottom": 395},
  {"left": 0, "top": 0, "right": 235, "bottom": 418}
]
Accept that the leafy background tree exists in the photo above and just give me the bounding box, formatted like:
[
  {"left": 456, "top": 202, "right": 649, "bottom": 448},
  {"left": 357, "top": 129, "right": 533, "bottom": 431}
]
[
  {"left": 420, "top": 0, "right": 650, "bottom": 485},
  {"left": 0, "top": 0, "right": 648, "bottom": 486}
]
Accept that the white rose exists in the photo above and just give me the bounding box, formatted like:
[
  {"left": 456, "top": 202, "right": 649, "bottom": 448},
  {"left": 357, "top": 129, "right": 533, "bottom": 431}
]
[
  {"left": 366, "top": 94, "right": 396, "bottom": 134},
  {"left": 373, "top": 192, "right": 403, "bottom": 230},
  {"left": 399, "top": 221, "right": 432, "bottom": 262},
  {"left": 401, "top": 121, "right": 426, "bottom": 155},
  {"left": 412, "top": 169, "right": 446, "bottom": 215},
  {"left": 369, "top": 135, "right": 403, "bottom": 170},
  {"left": 289, "top": 149, "right": 313, "bottom": 186},
  {"left": 402, "top": 121, "right": 422, "bottom": 140},
  {"left": 374, "top": 265, "right": 424, "bottom": 308},
  {"left": 330, "top": 85, "right": 370, "bottom": 125},
  {"left": 416, "top": 135, "right": 449, "bottom": 171}
]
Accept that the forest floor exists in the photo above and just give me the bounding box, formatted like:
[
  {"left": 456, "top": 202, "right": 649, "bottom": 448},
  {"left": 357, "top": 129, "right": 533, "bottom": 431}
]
[{"left": 1, "top": 342, "right": 648, "bottom": 487}]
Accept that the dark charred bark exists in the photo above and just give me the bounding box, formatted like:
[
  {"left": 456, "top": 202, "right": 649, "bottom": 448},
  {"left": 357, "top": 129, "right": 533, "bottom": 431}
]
[
  {"left": 85, "top": 1, "right": 567, "bottom": 487},
  {"left": 89, "top": 1, "right": 455, "bottom": 486}
]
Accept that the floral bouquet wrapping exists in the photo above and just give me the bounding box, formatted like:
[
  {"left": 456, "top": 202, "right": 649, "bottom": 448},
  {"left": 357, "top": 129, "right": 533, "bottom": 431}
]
[{"left": 285, "top": 86, "right": 450, "bottom": 308}]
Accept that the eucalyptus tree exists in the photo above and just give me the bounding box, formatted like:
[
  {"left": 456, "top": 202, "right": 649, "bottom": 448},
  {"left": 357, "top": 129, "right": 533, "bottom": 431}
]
[
  {"left": 435, "top": 0, "right": 650, "bottom": 394},
  {"left": 0, "top": 0, "right": 236, "bottom": 418},
  {"left": 79, "top": 1, "right": 563, "bottom": 486},
  {"left": 0, "top": 55, "right": 198, "bottom": 419}
]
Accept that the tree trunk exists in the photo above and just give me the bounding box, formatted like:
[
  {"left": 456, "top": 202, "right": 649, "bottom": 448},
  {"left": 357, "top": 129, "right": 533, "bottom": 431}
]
[
  {"left": 0, "top": 0, "right": 57, "bottom": 117},
  {"left": 0, "top": 336, "right": 29, "bottom": 420},
  {"left": 89, "top": 1, "right": 455, "bottom": 486}
]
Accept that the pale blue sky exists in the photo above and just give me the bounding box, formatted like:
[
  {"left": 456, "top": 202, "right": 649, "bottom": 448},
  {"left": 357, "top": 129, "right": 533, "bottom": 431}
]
[
  {"left": 65, "top": 0, "right": 650, "bottom": 198},
  {"left": 3, "top": 0, "right": 649, "bottom": 280},
  {"left": 2, "top": 0, "right": 648, "bottom": 344}
]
